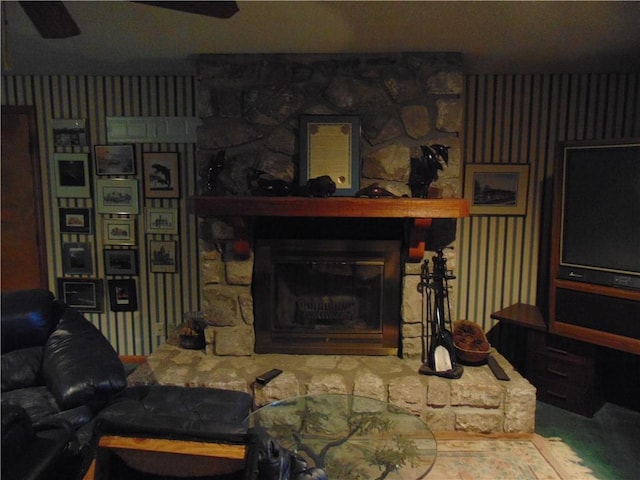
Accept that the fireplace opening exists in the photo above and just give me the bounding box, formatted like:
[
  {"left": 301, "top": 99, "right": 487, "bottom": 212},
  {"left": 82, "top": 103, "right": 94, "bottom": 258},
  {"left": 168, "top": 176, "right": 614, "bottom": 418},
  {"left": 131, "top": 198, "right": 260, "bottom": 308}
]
[{"left": 253, "top": 218, "right": 404, "bottom": 355}]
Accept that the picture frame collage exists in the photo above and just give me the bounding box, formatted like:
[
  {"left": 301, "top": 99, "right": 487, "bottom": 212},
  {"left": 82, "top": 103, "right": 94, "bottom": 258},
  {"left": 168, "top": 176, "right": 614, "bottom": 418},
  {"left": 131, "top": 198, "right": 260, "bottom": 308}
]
[{"left": 54, "top": 118, "right": 181, "bottom": 312}]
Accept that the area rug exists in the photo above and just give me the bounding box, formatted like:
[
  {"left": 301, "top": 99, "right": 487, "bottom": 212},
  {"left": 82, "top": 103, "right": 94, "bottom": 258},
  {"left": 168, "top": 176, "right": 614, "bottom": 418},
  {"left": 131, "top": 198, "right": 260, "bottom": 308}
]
[{"left": 429, "top": 432, "right": 596, "bottom": 480}]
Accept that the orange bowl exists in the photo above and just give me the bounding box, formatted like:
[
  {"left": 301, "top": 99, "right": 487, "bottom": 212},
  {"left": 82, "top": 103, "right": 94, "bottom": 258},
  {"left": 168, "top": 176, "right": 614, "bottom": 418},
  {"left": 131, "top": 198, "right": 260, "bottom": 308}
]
[{"left": 453, "top": 320, "right": 491, "bottom": 364}]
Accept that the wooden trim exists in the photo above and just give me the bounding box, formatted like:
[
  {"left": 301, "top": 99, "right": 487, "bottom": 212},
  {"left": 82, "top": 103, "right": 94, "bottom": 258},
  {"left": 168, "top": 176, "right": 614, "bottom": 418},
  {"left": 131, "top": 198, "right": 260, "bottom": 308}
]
[
  {"left": 119, "top": 355, "right": 147, "bottom": 364},
  {"left": 98, "top": 435, "right": 247, "bottom": 459},
  {"left": 190, "top": 196, "right": 470, "bottom": 219}
]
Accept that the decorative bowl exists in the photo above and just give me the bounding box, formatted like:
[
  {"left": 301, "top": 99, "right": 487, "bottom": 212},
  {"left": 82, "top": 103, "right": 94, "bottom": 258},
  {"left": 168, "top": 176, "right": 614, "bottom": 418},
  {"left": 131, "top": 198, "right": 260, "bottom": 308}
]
[{"left": 453, "top": 320, "right": 491, "bottom": 364}]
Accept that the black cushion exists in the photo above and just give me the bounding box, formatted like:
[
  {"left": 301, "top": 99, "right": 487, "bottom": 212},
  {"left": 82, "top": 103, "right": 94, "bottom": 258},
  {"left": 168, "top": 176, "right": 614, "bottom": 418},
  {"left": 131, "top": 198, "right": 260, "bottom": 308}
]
[
  {"left": 43, "top": 307, "right": 127, "bottom": 410},
  {"left": 1, "top": 289, "right": 58, "bottom": 353},
  {"left": 1, "top": 346, "right": 43, "bottom": 392},
  {"left": 95, "top": 386, "right": 253, "bottom": 444}
]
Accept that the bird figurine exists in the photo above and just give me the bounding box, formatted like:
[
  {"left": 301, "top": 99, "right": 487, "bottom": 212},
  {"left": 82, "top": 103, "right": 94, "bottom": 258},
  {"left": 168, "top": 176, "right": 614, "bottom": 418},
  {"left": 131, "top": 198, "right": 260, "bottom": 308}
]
[{"left": 408, "top": 144, "right": 449, "bottom": 198}]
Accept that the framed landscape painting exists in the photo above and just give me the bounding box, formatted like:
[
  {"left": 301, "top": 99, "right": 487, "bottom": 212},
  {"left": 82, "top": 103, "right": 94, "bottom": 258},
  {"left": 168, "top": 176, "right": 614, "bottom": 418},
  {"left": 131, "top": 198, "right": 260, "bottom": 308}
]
[
  {"left": 108, "top": 279, "right": 138, "bottom": 312},
  {"left": 104, "top": 249, "right": 137, "bottom": 275},
  {"left": 94, "top": 144, "right": 135, "bottom": 175},
  {"left": 59, "top": 208, "right": 92, "bottom": 234},
  {"left": 464, "top": 164, "right": 530, "bottom": 215},
  {"left": 57, "top": 278, "right": 103, "bottom": 312},
  {"left": 148, "top": 239, "right": 177, "bottom": 273},
  {"left": 54, "top": 153, "right": 91, "bottom": 198},
  {"left": 102, "top": 218, "right": 136, "bottom": 246},
  {"left": 96, "top": 179, "right": 139, "bottom": 214},
  {"left": 146, "top": 208, "right": 178, "bottom": 235},
  {"left": 62, "top": 242, "right": 93, "bottom": 275}
]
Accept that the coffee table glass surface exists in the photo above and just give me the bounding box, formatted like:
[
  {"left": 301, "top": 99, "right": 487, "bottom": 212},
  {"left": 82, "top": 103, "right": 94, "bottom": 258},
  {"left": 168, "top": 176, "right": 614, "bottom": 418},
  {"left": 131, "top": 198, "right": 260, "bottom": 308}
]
[{"left": 249, "top": 394, "right": 437, "bottom": 479}]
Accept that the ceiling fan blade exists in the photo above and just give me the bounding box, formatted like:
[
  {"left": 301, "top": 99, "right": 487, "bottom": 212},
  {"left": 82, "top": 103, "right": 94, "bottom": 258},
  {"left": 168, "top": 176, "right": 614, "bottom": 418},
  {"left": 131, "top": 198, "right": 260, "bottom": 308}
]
[
  {"left": 19, "top": 1, "right": 80, "bottom": 39},
  {"left": 133, "top": 1, "right": 239, "bottom": 19}
]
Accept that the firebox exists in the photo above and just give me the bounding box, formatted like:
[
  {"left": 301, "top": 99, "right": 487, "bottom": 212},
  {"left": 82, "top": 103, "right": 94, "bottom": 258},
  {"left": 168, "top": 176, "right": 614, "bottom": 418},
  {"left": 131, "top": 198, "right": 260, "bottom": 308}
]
[{"left": 253, "top": 238, "right": 401, "bottom": 355}]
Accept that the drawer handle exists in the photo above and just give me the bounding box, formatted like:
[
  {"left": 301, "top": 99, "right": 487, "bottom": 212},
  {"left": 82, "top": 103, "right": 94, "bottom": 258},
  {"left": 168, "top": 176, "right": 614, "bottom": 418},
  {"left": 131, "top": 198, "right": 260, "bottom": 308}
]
[
  {"left": 546, "top": 368, "right": 568, "bottom": 378},
  {"left": 546, "top": 347, "right": 569, "bottom": 355},
  {"left": 545, "top": 390, "right": 568, "bottom": 401}
]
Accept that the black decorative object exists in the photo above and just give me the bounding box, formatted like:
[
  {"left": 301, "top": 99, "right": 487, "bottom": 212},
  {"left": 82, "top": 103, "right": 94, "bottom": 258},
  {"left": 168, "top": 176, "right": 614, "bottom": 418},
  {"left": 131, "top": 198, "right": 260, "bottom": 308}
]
[
  {"left": 418, "top": 249, "right": 463, "bottom": 379},
  {"left": 206, "top": 150, "right": 225, "bottom": 193},
  {"left": 248, "top": 170, "right": 293, "bottom": 196},
  {"left": 408, "top": 144, "right": 450, "bottom": 198},
  {"left": 355, "top": 183, "right": 396, "bottom": 198},
  {"left": 299, "top": 175, "right": 336, "bottom": 197}
]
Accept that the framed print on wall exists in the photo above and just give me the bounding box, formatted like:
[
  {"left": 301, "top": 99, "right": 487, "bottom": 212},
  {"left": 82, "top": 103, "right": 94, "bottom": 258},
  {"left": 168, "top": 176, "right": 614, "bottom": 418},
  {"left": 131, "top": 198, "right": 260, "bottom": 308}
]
[
  {"left": 54, "top": 153, "right": 91, "bottom": 198},
  {"left": 146, "top": 208, "right": 179, "bottom": 235},
  {"left": 464, "top": 163, "right": 530, "bottom": 215},
  {"left": 96, "top": 178, "right": 139, "bottom": 214},
  {"left": 299, "top": 115, "right": 361, "bottom": 196},
  {"left": 62, "top": 242, "right": 93, "bottom": 275},
  {"left": 59, "top": 208, "right": 93, "bottom": 234},
  {"left": 52, "top": 118, "right": 88, "bottom": 147},
  {"left": 104, "top": 249, "right": 138, "bottom": 276},
  {"left": 57, "top": 278, "right": 103, "bottom": 312},
  {"left": 143, "top": 152, "right": 180, "bottom": 198},
  {"left": 94, "top": 144, "right": 135, "bottom": 175},
  {"left": 108, "top": 279, "right": 138, "bottom": 312},
  {"left": 102, "top": 218, "right": 136, "bottom": 245},
  {"left": 149, "top": 239, "right": 177, "bottom": 273}
]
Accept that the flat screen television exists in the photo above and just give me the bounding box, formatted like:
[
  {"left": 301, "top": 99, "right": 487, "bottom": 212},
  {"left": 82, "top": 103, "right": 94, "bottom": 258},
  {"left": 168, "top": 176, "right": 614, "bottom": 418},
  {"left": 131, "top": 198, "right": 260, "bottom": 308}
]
[{"left": 556, "top": 140, "right": 640, "bottom": 290}]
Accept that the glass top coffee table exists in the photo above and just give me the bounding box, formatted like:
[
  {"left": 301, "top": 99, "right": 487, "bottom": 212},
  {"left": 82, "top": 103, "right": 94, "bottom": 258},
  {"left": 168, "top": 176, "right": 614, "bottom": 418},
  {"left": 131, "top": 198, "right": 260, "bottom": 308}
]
[{"left": 249, "top": 394, "right": 437, "bottom": 479}]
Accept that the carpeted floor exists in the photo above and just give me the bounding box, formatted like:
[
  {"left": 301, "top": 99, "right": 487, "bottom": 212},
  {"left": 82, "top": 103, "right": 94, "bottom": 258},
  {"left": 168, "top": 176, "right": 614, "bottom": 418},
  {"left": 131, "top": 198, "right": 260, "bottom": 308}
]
[{"left": 430, "top": 432, "right": 595, "bottom": 480}]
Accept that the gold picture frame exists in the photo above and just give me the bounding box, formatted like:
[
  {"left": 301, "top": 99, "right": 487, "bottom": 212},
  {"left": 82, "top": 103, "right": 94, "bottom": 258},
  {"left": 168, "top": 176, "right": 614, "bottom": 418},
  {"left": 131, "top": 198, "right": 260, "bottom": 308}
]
[{"left": 464, "top": 163, "right": 530, "bottom": 215}]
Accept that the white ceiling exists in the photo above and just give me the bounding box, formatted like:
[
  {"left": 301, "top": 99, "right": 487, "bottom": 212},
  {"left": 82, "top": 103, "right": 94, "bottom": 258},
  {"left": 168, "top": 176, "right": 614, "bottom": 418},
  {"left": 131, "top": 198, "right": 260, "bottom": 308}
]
[{"left": 2, "top": 1, "right": 640, "bottom": 75}]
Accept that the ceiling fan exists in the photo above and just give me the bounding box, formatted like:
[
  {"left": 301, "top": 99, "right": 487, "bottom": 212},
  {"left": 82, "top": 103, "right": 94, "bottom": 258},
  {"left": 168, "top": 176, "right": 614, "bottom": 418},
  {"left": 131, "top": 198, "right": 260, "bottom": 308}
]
[{"left": 18, "top": 1, "right": 239, "bottom": 39}]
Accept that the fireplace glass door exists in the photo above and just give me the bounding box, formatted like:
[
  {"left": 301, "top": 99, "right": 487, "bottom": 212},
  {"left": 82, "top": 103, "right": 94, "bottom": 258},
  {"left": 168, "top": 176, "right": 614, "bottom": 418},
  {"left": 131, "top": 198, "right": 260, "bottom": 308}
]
[{"left": 254, "top": 239, "right": 400, "bottom": 355}]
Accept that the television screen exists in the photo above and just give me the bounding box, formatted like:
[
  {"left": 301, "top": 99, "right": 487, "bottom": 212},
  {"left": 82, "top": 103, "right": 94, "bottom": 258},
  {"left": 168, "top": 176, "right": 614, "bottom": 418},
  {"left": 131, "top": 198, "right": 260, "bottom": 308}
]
[{"left": 559, "top": 142, "right": 640, "bottom": 289}]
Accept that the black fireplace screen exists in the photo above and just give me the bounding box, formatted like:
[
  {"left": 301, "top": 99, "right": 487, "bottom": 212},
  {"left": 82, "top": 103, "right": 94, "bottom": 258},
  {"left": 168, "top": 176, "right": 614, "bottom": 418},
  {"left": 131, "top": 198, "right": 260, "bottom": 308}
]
[{"left": 254, "top": 239, "right": 401, "bottom": 355}]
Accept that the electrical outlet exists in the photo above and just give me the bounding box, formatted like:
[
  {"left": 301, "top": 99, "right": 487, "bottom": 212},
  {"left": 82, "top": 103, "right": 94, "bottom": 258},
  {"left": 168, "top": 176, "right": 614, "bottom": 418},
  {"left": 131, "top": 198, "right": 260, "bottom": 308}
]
[{"left": 154, "top": 322, "right": 166, "bottom": 337}]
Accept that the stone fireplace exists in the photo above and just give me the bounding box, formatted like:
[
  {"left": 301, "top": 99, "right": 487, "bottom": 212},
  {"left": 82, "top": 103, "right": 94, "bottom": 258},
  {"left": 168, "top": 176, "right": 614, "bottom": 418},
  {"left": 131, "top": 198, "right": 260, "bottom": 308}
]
[{"left": 195, "top": 52, "right": 464, "bottom": 358}]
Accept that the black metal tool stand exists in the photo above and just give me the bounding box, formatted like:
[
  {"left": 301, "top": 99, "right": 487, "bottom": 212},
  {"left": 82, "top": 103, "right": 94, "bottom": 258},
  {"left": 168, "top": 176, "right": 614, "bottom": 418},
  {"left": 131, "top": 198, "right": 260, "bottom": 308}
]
[{"left": 418, "top": 249, "right": 463, "bottom": 379}]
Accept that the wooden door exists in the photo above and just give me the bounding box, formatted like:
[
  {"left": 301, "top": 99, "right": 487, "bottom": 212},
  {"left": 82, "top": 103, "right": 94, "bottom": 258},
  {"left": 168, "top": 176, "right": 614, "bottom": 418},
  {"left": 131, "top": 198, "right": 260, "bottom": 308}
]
[{"left": 1, "top": 106, "right": 48, "bottom": 290}]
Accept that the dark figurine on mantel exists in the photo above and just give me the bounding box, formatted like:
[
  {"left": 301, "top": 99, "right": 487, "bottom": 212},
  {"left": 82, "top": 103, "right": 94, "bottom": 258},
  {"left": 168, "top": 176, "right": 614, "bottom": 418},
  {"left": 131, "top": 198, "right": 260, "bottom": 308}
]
[
  {"left": 355, "top": 183, "right": 396, "bottom": 198},
  {"left": 248, "top": 169, "right": 293, "bottom": 196},
  {"left": 300, "top": 175, "right": 336, "bottom": 197},
  {"left": 408, "top": 144, "right": 450, "bottom": 198},
  {"left": 206, "top": 150, "right": 226, "bottom": 194}
]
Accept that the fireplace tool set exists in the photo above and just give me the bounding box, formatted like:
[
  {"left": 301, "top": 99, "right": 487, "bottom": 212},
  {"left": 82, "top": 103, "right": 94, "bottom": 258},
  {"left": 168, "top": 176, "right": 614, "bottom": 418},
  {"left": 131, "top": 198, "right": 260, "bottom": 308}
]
[{"left": 418, "top": 249, "right": 464, "bottom": 379}]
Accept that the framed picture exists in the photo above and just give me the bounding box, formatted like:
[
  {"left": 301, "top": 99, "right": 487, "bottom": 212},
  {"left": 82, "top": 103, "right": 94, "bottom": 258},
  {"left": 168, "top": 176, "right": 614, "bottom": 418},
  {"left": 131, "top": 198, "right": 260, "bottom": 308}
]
[
  {"left": 96, "top": 178, "right": 139, "bottom": 214},
  {"left": 52, "top": 118, "right": 88, "bottom": 147},
  {"left": 299, "top": 115, "right": 361, "bottom": 196},
  {"left": 62, "top": 242, "right": 93, "bottom": 275},
  {"left": 146, "top": 208, "right": 179, "bottom": 235},
  {"left": 464, "top": 164, "right": 530, "bottom": 215},
  {"left": 102, "top": 218, "right": 136, "bottom": 245},
  {"left": 59, "top": 208, "right": 93, "bottom": 234},
  {"left": 54, "top": 153, "right": 91, "bottom": 198},
  {"left": 104, "top": 249, "right": 138, "bottom": 275},
  {"left": 149, "top": 240, "right": 177, "bottom": 273},
  {"left": 94, "top": 145, "right": 135, "bottom": 175},
  {"left": 143, "top": 152, "right": 180, "bottom": 198},
  {"left": 108, "top": 279, "right": 138, "bottom": 312},
  {"left": 57, "top": 278, "right": 103, "bottom": 312}
]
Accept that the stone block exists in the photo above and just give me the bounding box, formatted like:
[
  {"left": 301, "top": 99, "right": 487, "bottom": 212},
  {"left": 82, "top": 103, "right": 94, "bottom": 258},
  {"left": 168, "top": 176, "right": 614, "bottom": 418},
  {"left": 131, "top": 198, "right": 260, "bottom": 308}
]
[
  {"left": 226, "top": 254, "right": 254, "bottom": 285},
  {"left": 401, "top": 274, "right": 422, "bottom": 325},
  {"left": 401, "top": 337, "right": 423, "bottom": 360},
  {"left": 306, "top": 373, "right": 348, "bottom": 395},
  {"left": 503, "top": 377, "right": 537, "bottom": 433},
  {"left": 424, "top": 406, "right": 455, "bottom": 432},
  {"left": 202, "top": 285, "right": 246, "bottom": 326},
  {"left": 400, "top": 104, "right": 432, "bottom": 139},
  {"left": 254, "top": 372, "right": 300, "bottom": 407},
  {"left": 426, "top": 376, "right": 450, "bottom": 407},
  {"left": 213, "top": 325, "right": 255, "bottom": 356},
  {"left": 201, "top": 257, "right": 224, "bottom": 285},
  {"left": 426, "top": 71, "right": 463, "bottom": 95},
  {"left": 388, "top": 376, "right": 425, "bottom": 415},
  {"left": 436, "top": 98, "right": 462, "bottom": 133},
  {"left": 455, "top": 408, "right": 503, "bottom": 433},
  {"left": 451, "top": 367, "right": 502, "bottom": 408},
  {"left": 353, "top": 371, "right": 386, "bottom": 401},
  {"left": 361, "top": 144, "right": 411, "bottom": 182}
]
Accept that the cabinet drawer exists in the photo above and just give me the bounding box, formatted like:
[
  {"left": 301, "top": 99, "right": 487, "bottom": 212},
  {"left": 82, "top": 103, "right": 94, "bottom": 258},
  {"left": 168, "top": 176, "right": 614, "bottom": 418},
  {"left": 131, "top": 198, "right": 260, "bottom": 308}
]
[
  {"left": 535, "top": 377, "right": 601, "bottom": 417},
  {"left": 533, "top": 352, "right": 593, "bottom": 386}
]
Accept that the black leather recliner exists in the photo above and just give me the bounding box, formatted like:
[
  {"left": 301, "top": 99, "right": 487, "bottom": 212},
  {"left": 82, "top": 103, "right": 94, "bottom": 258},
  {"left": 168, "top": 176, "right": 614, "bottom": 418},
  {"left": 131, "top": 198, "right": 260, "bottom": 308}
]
[{"left": 1, "top": 289, "right": 128, "bottom": 479}]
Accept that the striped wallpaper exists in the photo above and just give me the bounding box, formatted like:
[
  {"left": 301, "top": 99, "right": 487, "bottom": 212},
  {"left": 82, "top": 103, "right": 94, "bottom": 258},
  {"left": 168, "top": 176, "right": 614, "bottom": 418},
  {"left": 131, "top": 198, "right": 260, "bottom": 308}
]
[
  {"left": 1, "top": 75, "right": 201, "bottom": 355},
  {"left": 2, "top": 72, "right": 639, "bottom": 354},
  {"left": 457, "top": 73, "right": 640, "bottom": 330}
]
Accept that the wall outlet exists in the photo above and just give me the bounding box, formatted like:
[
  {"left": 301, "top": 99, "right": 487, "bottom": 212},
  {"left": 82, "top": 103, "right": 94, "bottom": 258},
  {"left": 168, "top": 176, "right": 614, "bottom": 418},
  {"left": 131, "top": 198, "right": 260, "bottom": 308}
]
[{"left": 154, "top": 322, "right": 166, "bottom": 337}]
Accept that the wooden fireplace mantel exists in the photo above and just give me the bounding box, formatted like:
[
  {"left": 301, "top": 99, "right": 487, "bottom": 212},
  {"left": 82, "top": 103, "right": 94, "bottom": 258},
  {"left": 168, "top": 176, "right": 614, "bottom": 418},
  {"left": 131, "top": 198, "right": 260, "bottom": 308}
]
[
  {"left": 190, "top": 196, "right": 470, "bottom": 260},
  {"left": 190, "top": 196, "right": 470, "bottom": 219}
]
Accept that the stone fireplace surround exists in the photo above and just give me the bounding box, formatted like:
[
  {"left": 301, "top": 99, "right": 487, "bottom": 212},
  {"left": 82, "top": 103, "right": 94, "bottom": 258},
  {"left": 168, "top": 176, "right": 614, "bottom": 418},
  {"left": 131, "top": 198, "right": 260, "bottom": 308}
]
[
  {"left": 196, "top": 52, "right": 464, "bottom": 359},
  {"left": 178, "top": 52, "right": 538, "bottom": 432}
]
